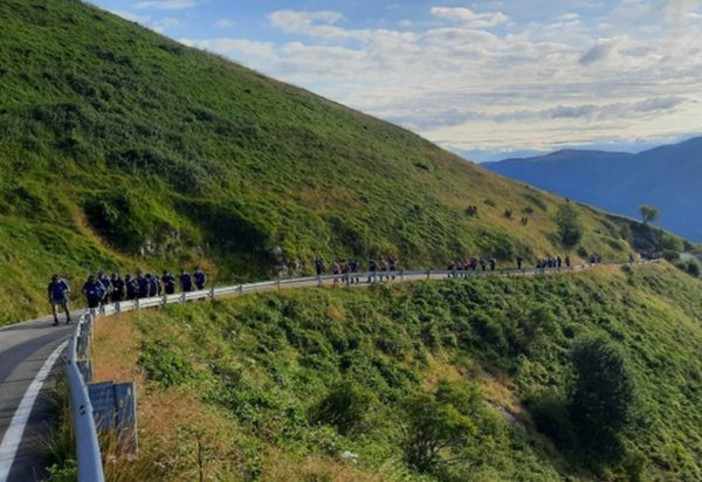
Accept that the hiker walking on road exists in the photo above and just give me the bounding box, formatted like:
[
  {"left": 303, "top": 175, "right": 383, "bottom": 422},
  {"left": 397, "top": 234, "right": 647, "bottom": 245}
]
[
  {"left": 315, "top": 257, "right": 324, "bottom": 276},
  {"left": 48, "top": 274, "right": 71, "bottom": 326},
  {"left": 517, "top": 256, "right": 524, "bottom": 270},
  {"left": 111, "top": 273, "right": 125, "bottom": 302},
  {"left": 162, "top": 270, "right": 176, "bottom": 295},
  {"left": 194, "top": 267, "right": 206, "bottom": 290},
  {"left": 82, "top": 274, "right": 105, "bottom": 309},
  {"left": 368, "top": 259, "right": 378, "bottom": 283},
  {"left": 180, "top": 269, "right": 193, "bottom": 292},
  {"left": 125, "top": 274, "right": 138, "bottom": 300},
  {"left": 389, "top": 257, "right": 398, "bottom": 280},
  {"left": 489, "top": 257, "right": 497, "bottom": 272}
]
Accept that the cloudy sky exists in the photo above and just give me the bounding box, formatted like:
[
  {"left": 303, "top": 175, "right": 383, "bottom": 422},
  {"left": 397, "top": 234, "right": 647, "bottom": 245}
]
[{"left": 91, "top": 0, "right": 702, "bottom": 161}]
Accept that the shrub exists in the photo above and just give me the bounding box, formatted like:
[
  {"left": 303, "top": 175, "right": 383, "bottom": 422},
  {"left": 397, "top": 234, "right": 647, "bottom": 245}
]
[
  {"left": 503, "top": 208, "right": 513, "bottom": 219},
  {"left": 526, "top": 389, "right": 573, "bottom": 447},
  {"left": 401, "top": 381, "right": 480, "bottom": 472},
  {"left": 568, "top": 336, "right": 636, "bottom": 462},
  {"left": 311, "top": 381, "right": 373, "bottom": 434},
  {"left": 556, "top": 204, "right": 583, "bottom": 248}
]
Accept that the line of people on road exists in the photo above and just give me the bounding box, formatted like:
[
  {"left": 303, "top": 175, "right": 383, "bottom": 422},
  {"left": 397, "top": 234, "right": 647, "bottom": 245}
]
[
  {"left": 81, "top": 268, "right": 207, "bottom": 309},
  {"left": 46, "top": 268, "right": 208, "bottom": 325},
  {"left": 315, "top": 257, "right": 400, "bottom": 284}
]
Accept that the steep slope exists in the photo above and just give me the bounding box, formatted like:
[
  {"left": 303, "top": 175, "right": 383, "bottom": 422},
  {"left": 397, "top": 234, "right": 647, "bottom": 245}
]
[
  {"left": 79, "top": 263, "right": 702, "bottom": 481},
  {"left": 0, "top": 0, "right": 644, "bottom": 324},
  {"left": 484, "top": 138, "right": 702, "bottom": 240}
]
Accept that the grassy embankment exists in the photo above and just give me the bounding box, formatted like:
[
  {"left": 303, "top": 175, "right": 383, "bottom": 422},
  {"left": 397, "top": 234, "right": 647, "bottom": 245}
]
[
  {"left": 47, "top": 262, "right": 702, "bottom": 481},
  {"left": 0, "top": 0, "right": 666, "bottom": 325}
]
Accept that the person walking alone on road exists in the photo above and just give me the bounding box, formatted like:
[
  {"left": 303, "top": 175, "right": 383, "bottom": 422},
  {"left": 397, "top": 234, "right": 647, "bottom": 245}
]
[{"left": 48, "top": 274, "right": 71, "bottom": 326}]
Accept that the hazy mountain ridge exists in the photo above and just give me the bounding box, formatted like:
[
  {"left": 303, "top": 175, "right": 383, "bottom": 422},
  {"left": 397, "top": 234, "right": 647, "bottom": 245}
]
[{"left": 485, "top": 137, "right": 702, "bottom": 240}]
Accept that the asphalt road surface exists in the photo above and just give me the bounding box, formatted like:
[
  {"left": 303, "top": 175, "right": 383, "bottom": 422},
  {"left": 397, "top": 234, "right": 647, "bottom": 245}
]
[{"left": 0, "top": 314, "right": 75, "bottom": 482}]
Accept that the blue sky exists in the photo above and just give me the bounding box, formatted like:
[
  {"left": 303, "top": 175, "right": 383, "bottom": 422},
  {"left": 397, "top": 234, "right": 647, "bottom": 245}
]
[{"left": 90, "top": 0, "right": 702, "bottom": 162}]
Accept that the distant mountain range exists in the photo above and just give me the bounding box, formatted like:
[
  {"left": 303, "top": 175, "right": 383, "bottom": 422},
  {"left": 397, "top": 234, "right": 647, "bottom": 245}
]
[{"left": 484, "top": 137, "right": 702, "bottom": 241}]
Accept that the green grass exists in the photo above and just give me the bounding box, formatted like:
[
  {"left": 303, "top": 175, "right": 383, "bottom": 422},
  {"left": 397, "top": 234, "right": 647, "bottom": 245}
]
[
  {"left": 0, "top": 0, "right": 666, "bottom": 324},
  {"left": 90, "top": 263, "right": 702, "bottom": 481}
]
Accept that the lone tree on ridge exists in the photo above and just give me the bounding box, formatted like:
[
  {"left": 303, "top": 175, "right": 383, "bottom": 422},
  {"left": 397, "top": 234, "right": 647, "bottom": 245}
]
[{"left": 639, "top": 205, "right": 660, "bottom": 225}]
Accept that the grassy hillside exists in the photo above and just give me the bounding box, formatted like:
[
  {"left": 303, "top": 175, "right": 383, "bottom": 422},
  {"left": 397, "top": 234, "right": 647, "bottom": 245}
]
[
  {"left": 0, "top": 0, "right": 653, "bottom": 324},
  {"left": 48, "top": 263, "right": 701, "bottom": 481}
]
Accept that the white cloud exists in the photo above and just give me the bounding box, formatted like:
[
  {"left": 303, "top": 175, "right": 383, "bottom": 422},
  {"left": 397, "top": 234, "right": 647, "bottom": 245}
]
[{"left": 431, "top": 6, "right": 509, "bottom": 29}]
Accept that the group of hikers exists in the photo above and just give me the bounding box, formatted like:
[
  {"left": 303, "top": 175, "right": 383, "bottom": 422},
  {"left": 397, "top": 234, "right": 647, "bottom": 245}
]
[
  {"left": 47, "top": 268, "right": 207, "bottom": 326},
  {"left": 315, "top": 257, "right": 400, "bottom": 284},
  {"left": 47, "top": 253, "right": 615, "bottom": 326},
  {"left": 448, "top": 257, "right": 499, "bottom": 272}
]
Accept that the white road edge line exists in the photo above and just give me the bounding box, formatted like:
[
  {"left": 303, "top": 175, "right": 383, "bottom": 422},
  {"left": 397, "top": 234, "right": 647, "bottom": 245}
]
[{"left": 0, "top": 340, "right": 69, "bottom": 482}]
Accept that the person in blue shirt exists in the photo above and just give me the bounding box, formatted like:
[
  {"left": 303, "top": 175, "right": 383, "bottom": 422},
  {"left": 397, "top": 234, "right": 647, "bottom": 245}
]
[
  {"left": 180, "top": 269, "right": 193, "bottom": 292},
  {"left": 136, "top": 271, "right": 149, "bottom": 298},
  {"left": 125, "top": 274, "right": 138, "bottom": 300},
  {"left": 82, "top": 274, "right": 106, "bottom": 309},
  {"left": 146, "top": 273, "right": 159, "bottom": 297},
  {"left": 162, "top": 270, "right": 176, "bottom": 295},
  {"left": 193, "top": 267, "right": 206, "bottom": 290},
  {"left": 48, "top": 274, "right": 71, "bottom": 326}
]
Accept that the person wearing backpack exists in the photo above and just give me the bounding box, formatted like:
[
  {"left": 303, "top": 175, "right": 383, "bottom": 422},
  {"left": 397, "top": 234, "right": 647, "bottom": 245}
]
[
  {"left": 163, "top": 270, "right": 176, "bottom": 295},
  {"left": 48, "top": 274, "right": 71, "bottom": 326}
]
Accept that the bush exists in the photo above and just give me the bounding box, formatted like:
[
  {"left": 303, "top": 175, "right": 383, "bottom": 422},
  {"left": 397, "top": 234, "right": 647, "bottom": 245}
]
[
  {"left": 401, "top": 381, "right": 480, "bottom": 472},
  {"left": 312, "top": 381, "right": 373, "bottom": 434},
  {"left": 556, "top": 204, "right": 583, "bottom": 248},
  {"left": 526, "top": 389, "right": 573, "bottom": 447},
  {"left": 568, "top": 336, "right": 636, "bottom": 462}
]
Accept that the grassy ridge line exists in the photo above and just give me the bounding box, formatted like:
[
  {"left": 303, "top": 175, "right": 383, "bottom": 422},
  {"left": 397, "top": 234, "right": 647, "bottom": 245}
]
[
  {"left": 81, "top": 262, "right": 702, "bottom": 481},
  {"left": 0, "top": 0, "right": 665, "bottom": 325}
]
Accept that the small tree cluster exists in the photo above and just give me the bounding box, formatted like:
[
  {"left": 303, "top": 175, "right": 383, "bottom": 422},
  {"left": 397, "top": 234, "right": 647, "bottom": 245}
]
[
  {"left": 568, "top": 336, "right": 637, "bottom": 462},
  {"left": 311, "top": 381, "right": 374, "bottom": 434},
  {"left": 556, "top": 204, "right": 584, "bottom": 248},
  {"left": 639, "top": 204, "right": 660, "bottom": 225},
  {"left": 401, "top": 380, "right": 481, "bottom": 472}
]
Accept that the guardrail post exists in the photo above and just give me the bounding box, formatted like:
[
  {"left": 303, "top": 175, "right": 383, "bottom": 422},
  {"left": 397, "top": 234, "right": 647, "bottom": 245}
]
[
  {"left": 209, "top": 288, "right": 215, "bottom": 300},
  {"left": 181, "top": 293, "right": 187, "bottom": 304},
  {"left": 135, "top": 298, "right": 140, "bottom": 310},
  {"left": 401, "top": 270, "right": 405, "bottom": 282},
  {"left": 317, "top": 275, "right": 322, "bottom": 287},
  {"left": 238, "top": 284, "right": 243, "bottom": 295},
  {"left": 426, "top": 269, "right": 430, "bottom": 280},
  {"left": 277, "top": 277, "right": 281, "bottom": 291}
]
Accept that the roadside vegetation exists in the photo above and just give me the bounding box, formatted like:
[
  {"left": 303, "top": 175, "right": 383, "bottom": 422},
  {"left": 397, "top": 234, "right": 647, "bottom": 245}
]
[{"left": 80, "top": 263, "right": 702, "bottom": 481}]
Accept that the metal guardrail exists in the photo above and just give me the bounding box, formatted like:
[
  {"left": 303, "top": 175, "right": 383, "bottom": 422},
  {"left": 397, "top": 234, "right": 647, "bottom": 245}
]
[
  {"left": 66, "top": 312, "right": 104, "bottom": 482},
  {"left": 66, "top": 259, "right": 652, "bottom": 480}
]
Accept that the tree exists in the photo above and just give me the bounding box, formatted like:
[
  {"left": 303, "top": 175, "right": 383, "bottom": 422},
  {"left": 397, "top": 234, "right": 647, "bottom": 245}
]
[
  {"left": 556, "top": 203, "right": 583, "bottom": 248},
  {"left": 401, "top": 381, "right": 480, "bottom": 472},
  {"left": 568, "top": 336, "right": 637, "bottom": 462},
  {"left": 639, "top": 205, "right": 660, "bottom": 225}
]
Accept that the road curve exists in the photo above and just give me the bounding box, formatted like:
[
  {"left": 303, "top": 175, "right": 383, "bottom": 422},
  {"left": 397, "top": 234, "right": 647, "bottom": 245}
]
[{"left": 0, "top": 315, "right": 75, "bottom": 481}]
